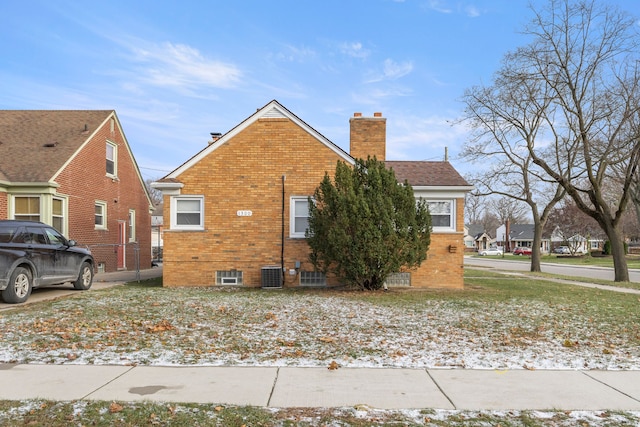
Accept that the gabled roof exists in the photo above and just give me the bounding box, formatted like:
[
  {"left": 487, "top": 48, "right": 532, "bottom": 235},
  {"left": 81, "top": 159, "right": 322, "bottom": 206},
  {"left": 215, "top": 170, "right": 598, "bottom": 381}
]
[
  {"left": 0, "top": 110, "right": 113, "bottom": 182},
  {"left": 386, "top": 161, "right": 471, "bottom": 188},
  {"left": 158, "top": 100, "right": 472, "bottom": 191},
  {"left": 165, "top": 100, "right": 353, "bottom": 179},
  {"left": 508, "top": 224, "right": 542, "bottom": 240},
  {"left": 466, "top": 224, "right": 487, "bottom": 237}
]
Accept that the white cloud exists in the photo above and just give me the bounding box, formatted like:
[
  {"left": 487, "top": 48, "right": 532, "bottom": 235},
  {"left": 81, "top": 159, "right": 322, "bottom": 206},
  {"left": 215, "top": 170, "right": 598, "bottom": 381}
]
[
  {"left": 339, "top": 41, "right": 370, "bottom": 59},
  {"left": 427, "top": 0, "right": 453, "bottom": 14},
  {"left": 274, "top": 44, "right": 317, "bottom": 62},
  {"left": 386, "top": 113, "right": 468, "bottom": 163},
  {"left": 465, "top": 5, "right": 481, "bottom": 17},
  {"left": 365, "top": 59, "right": 414, "bottom": 83},
  {"left": 131, "top": 42, "right": 242, "bottom": 91}
]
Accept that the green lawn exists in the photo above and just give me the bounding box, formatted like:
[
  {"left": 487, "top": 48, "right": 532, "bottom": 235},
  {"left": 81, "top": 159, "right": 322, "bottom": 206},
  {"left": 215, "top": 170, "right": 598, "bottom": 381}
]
[{"left": 0, "top": 273, "right": 639, "bottom": 426}]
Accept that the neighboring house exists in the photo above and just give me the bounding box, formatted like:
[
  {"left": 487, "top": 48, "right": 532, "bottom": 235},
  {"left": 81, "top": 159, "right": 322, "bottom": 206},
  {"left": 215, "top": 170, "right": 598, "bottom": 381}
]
[
  {"left": 549, "top": 226, "right": 603, "bottom": 254},
  {"left": 0, "top": 110, "right": 153, "bottom": 272},
  {"left": 153, "top": 100, "right": 472, "bottom": 289},
  {"left": 464, "top": 224, "right": 494, "bottom": 252},
  {"left": 496, "top": 223, "right": 550, "bottom": 253}
]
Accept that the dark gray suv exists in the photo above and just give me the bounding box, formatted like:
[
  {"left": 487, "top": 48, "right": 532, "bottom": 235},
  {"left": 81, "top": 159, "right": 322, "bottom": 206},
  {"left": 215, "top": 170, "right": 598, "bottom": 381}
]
[{"left": 0, "top": 220, "right": 94, "bottom": 304}]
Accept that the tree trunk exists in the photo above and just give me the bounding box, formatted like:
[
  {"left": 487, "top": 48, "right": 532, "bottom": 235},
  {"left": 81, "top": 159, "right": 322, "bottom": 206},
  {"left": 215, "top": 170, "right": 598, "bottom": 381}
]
[
  {"left": 606, "top": 225, "right": 629, "bottom": 282},
  {"left": 530, "top": 223, "right": 543, "bottom": 272}
]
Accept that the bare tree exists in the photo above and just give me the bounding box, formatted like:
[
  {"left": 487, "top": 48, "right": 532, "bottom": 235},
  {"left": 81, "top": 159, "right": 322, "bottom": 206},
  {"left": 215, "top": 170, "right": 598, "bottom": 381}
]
[
  {"left": 488, "top": 196, "right": 531, "bottom": 227},
  {"left": 145, "top": 178, "right": 163, "bottom": 207},
  {"left": 460, "top": 58, "right": 566, "bottom": 271},
  {"left": 545, "top": 198, "right": 603, "bottom": 255},
  {"left": 464, "top": 193, "right": 484, "bottom": 225},
  {"left": 515, "top": 0, "right": 640, "bottom": 281},
  {"left": 463, "top": 0, "right": 640, "bottom": 281}
]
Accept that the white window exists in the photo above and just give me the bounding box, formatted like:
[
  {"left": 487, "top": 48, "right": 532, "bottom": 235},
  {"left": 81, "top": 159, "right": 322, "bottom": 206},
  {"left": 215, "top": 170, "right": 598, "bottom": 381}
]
[
  {"left": 52, "top": 197, "right": 65, "bottom": 234},
  {"left": 426, "top": 199, "right": 456, "bottom": 232},
  {"left": 171, "top": 196, "right": 204, "bottom": 230},
  {"left": 13, "top": 196, "right": 40, "bottom": 222},
  {"left": 128, "top": 209, "right": 136, "bottom": 242},
  {"left": 290, "top": 197, "right": 310, "bottom": 238},
  {"left": 95, "top": 201, "right": 107, "bottom": 229},
  {"left": 106, "top": 141, "right": 117, "bottom": 177}
]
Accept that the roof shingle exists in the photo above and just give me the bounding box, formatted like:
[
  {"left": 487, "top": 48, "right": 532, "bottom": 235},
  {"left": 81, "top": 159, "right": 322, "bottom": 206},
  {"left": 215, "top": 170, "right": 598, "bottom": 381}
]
[
  {"left": 385, "top": 161, "right": 471, "bottom": 187},
  {"left": 0, "top": 110, "right": 113, "bottom": 182}
]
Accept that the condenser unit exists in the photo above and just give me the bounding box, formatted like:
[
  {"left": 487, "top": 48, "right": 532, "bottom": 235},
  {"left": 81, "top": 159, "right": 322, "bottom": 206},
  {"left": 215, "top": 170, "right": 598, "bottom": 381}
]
[{"left": 261, "top": 266, "right": 283, "bottom": 289}]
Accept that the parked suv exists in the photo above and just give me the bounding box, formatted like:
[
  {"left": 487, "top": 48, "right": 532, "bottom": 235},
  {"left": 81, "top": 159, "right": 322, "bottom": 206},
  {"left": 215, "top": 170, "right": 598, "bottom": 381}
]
[{"left": 0, "top": 220, "right": 94, "bottom": 304}]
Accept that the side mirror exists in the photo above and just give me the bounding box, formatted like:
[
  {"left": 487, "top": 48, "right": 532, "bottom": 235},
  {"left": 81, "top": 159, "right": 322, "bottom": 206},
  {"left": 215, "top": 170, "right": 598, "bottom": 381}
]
[{"left": 68, "top": 240, "right": 77, "bottom": 247}]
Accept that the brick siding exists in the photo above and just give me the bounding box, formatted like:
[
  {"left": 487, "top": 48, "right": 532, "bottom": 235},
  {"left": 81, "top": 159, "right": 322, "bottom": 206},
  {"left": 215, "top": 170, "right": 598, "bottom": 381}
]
[
  {"left": 53, "top": 117, "right": 151, "bottom": 272},
  {"left": 163, "top": 117, "right": 465, "bottom": 289}
]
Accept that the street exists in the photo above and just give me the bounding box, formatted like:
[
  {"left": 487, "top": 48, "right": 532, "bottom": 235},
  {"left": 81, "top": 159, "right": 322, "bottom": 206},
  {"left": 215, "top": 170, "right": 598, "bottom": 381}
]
[{"left": 464, "top": 256, "right": 640, "bottom": 283}]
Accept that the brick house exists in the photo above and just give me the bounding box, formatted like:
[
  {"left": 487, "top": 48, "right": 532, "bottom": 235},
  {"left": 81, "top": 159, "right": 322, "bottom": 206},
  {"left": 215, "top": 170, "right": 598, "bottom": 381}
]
[
  {"left": 0, "top": 110, "right": 153, "bottom": 272},
  {"left": 153, "top": 100, "right": 472, "bottom": 289}
]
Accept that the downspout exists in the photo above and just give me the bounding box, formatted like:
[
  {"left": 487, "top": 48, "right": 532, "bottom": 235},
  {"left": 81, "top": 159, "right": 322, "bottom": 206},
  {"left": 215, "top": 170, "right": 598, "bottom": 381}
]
[{"left": 281, "top": 174, "right": 286, "bottom": 287}]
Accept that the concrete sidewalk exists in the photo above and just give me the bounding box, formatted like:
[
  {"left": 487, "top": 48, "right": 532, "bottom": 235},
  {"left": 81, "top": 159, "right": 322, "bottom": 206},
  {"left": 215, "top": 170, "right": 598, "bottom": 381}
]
[{"left": 1, "top": 364, "right": 639, "bottom": 410}]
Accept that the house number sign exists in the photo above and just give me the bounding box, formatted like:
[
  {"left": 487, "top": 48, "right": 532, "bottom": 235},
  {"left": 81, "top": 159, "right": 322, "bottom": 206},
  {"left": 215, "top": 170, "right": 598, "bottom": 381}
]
[{"left": 237, "top": 210, "right": 253, "bottom": 217}]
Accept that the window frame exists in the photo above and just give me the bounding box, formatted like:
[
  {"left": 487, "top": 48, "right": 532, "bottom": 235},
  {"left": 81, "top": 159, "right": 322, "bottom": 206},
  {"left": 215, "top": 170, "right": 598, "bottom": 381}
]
[
  {"left": 95, "top": 201, "right": 107, "bottom": 230},
  {"left": 12, "top": 195, "right": 41, "bottom": 222},
  {"left": 290, "top": 196, "right": 311, "bottom": 238},
  {"left": 170, "top": 196, "right": 205, "bottom": 230},
  {"left": 52, "top": 196, "right": 66, "bottom": 235},
  {"left": 425, "top": 199, "right": 456, "bottom": 232},
  {"left": 106, "top": 141, "right": 117, "bottom": 177},
  {"left": 128, "top": 209, "right": 136, "bottom": 242}
]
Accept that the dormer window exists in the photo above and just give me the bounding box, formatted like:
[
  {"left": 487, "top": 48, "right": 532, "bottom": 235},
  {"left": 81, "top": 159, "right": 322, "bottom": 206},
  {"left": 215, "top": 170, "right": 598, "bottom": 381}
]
[{"left": 106, "top": 141, "right": 117, "bottom": 177}]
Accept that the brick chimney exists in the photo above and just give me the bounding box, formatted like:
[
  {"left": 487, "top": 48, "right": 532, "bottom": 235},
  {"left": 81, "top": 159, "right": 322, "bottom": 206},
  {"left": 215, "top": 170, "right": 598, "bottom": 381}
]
[{"left": 349, "top": 112, "right": 386, "bottom": 161}]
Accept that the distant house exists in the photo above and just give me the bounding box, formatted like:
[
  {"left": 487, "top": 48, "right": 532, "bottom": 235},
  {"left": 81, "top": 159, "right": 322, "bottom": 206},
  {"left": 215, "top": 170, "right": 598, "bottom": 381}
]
[
  {"left": 0, "top": 110, "right": 153, "bottom": 272},
  {"left": 549, "top": 226, "right": 604, "bottom": 254},
  {"left": 464, "top": 224, "right": 495, "bottom": 252},
  {"left": 153, "top": 100, "right": 472, "bottom": 289},
  {"left": 496, "top": 223, "right": 550, "bottom": 253}
]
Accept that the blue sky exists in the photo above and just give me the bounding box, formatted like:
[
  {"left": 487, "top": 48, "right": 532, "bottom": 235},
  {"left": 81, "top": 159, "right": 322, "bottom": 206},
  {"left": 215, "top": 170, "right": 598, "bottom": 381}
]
[{"left": 1, "top": 0, "right": 638, "bottom": 181}]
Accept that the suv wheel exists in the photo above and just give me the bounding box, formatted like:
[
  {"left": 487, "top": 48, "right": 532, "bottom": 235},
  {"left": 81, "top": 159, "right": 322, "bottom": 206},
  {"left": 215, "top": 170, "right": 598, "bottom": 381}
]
[
  {"left": 2, "top": 266, "right": 32, "bottom": 304},
  {"left": 73, "top": 262, "right": 93, "bottom": 290}
]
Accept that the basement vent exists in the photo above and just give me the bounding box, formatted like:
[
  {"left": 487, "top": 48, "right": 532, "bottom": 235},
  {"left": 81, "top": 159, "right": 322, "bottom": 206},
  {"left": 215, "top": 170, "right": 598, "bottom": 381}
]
[
  {"left": 43, "top": 142, "right": 58, "bottom": 148},
  {"left": 216, "top": 270, "right": 243, "bottom": 285},
  {"left": 261, "top": 266, "right": 282, "bottom": 288}
]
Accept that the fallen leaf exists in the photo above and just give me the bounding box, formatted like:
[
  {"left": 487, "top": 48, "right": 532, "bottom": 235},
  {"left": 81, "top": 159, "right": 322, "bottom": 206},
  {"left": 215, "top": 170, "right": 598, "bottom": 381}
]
[
  {"left": 328, "top": 360, "right": 339, "bottom": 370},
  {"left": 109, "top": 402, "right": 124, "bottom": 413}
]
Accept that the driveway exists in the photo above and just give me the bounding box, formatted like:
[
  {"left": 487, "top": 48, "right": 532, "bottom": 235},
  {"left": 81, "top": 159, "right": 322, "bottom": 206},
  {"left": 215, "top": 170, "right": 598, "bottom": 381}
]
[{"left": 0, "top": 266, "right": 162, "bottom": 310}]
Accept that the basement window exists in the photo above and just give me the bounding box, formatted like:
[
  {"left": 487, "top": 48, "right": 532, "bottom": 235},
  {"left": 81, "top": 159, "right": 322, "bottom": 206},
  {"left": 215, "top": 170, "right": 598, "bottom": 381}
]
[
  {"left": 300, "top": 271, "right": 326, "bottom": 287},
  {"left": 384, "top": 272, "right": 411, "bottom": 287},
  {"left": 216, "top": 270, "right": 243, "bottom": 285}
]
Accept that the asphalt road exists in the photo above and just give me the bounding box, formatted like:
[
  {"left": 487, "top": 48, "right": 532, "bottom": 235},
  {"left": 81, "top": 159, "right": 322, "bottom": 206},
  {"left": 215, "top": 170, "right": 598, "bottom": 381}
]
[{"left": 465, "top": 256, "right": 640, "bottom": 283}]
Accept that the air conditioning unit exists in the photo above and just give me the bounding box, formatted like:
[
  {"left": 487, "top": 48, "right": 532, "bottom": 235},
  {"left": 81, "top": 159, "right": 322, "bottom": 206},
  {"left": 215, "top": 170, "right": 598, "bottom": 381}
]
[{"left": 261, "top": 266, "right": 283, "bottom": 289}]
